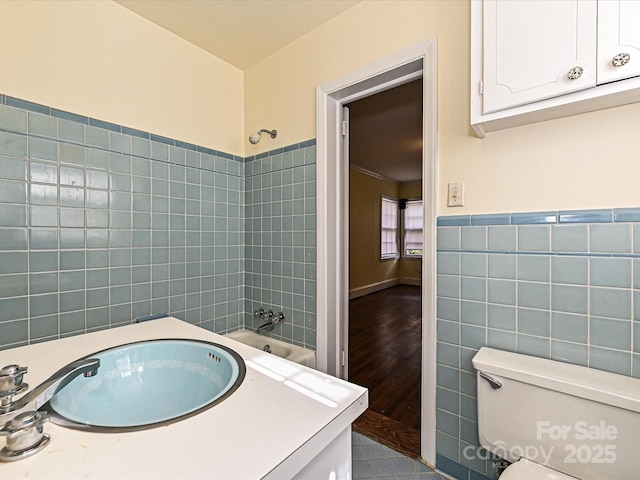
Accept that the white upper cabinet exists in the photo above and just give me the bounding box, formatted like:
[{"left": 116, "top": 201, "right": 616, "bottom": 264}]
[
  {"left": 482, "top": 0, "right": 597, "bottom": 114},
  {"left": 597, "top": 0, "right": 640, "bottom": 84},
  {"left": 471, "top": 0, "right": 640, "bottom": 137}
]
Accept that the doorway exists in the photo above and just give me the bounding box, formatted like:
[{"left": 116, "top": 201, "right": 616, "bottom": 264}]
[
  {"left": 316, "top": 38, "right": 438, "bottom": 464},
  {"left": 346, "top": 79, "right": 423, "bottom": 457}
]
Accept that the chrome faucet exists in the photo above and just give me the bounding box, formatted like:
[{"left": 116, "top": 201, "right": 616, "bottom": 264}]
[
  {"left": 0, "top": 358, "right": 100, "bottom": 418},
  {"left": 254, "top": 308, "right": 285, "bottom": 334}
]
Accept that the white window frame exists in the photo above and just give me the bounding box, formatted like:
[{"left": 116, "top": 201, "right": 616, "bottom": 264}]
[
  {"left": 402, "top": 199, "right": 423, "bottom": 258},
  {"left": 380, "top": 196, "right": 399, "bottom": 260}
]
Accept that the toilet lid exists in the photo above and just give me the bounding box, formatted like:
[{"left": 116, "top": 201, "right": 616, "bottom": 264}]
[{"left": 500, "top": 459, "right": 579, "bottom": 480}]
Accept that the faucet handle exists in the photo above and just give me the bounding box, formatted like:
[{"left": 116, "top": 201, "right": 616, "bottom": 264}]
[
  {"left": 273, "top": 312, "right": 285, "bottom": 324},
  {"left": 0, "top": 365, "right": 28, "bottom": 386},
  {"left": 0, "top": 410, "right": 50, "bottom": 461},
  {"left": 253, "top": 308, "right": 265, "bottom": 319},
  {"left": 0, "top": 410, "right": 49, "bottom": 437},
  {"left": 0, "top": 365, "right": 29, "bottom": 407},
  {"left": 262, "top": 309, "right": 274, "bottom": 320}
]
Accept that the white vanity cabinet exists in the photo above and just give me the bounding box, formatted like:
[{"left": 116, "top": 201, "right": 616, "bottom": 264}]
[
  {"left": 472, "top": 0, "right": 640, "bottom": 137},
  {"left": 0, "top": 318, "right": 368, "bottom": 479}
]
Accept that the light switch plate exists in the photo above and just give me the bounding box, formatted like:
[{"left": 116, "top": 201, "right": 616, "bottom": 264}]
[{"left": 447, "top": 182, "right": 464, "bottom": 207}]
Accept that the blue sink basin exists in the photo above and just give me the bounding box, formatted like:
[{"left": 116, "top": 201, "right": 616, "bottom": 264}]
[{"left": 47, "top": 339, "right": 245, "bottom": 432}]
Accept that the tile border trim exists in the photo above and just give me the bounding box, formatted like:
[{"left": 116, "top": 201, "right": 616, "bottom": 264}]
[
  {"left": 437, "top": 248, "right": 640, "bottom": 259},
  {"left": 438, "top": 208, "right": 640, "bottom": 226},
  {"left": 1, "top": 94, "right": 314, "bottom": 164},
  {"left": 244, "top": 138, "right": 316, "bottom": 163}
]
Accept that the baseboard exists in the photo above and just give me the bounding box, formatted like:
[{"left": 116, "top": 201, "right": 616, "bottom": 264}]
[
  {"left": 349, "top": 279, "right": 399, "bottom": 299},
  {"left": 349, "top": 278, "right": 421, "bottom": 299}
]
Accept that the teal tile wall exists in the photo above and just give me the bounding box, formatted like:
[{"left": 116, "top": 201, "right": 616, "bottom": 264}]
[
  {"left": 435, "top": 210, "right": 640, "bottom": 480},
  {"left": 244, "top": 142, "right": 317, "bottom": 350},
  {"left": 0, "top": 94, "right": 319, "bottom": 353},
  {"left": 0, "top": 96, "right": 245, "bottom": 349}
]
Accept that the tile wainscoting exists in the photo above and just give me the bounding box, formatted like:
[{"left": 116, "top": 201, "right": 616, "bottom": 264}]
[
  {"left": 0, "top": 94, "right": 316, "bottom": 351},
  {"left": 244, "top": 142, "right": 317, "bottom": 349},
  {"left": 435, "top": 209, "right": 640, "bottom": 479}
]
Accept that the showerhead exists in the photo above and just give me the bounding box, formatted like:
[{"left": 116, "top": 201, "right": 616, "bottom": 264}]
[{"left": 248, "top": 128, "right": 277, "bottom": 144}]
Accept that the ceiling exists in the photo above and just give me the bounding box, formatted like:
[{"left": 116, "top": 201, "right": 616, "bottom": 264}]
[
  {"left": 348, "top": 79, "right": 423, "bottom": 183},
  {"left": 115, "top": 0, "right": 361, "bottom": 70}
]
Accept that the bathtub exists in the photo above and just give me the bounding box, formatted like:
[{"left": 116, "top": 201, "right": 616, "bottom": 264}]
[{"left": 225, "top": 330, "right": 316, "bottom": 369}]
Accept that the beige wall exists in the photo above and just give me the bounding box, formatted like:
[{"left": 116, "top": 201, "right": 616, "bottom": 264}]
[
  {"left": 0, "top": 1, "right": 244, "bottom": 156},
  {"left": 398, "top": 257, "right": 421, "bottom": 283},
  {"left": 399, "top": 182, "right": 422, "bottom": 200},
  {"left": 349, "top": 168, "right": 399, "bottom": 290},
  {"left": 5, "top": 1, "right": 638, "bottom": 211},
  {"left": 245, "top": 0, "right": 640, "bottom": 215}
]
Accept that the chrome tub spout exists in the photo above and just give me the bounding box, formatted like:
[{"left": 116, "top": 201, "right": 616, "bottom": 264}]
[{"left": 257, "top": 321, "right": 275, "bottom": 334}]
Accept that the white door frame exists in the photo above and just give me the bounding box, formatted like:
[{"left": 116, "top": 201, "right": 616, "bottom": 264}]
[{"left": 315, "top": 37, "right": 438, "bottom": 464}]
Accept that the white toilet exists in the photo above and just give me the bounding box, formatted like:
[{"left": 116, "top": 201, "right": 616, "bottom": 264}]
[{"left": 472, "top": 347, "right": 640, "bottom": 479}]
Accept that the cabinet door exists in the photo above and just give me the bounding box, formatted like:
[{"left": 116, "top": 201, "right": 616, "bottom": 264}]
[
  {"left": 597, "top": 0, "right": 640, "bottom": 85},
  {"left": 482, "top": 0, "right": 597, "bottom": 114}
]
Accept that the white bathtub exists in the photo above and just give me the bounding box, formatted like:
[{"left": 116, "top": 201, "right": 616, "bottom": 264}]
[{"left": 224, "top": 330, "right": 316, "bottom": 369}]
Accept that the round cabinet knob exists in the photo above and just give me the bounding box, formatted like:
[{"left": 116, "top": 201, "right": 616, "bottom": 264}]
[
  {"left": 567, "top": 66, "right": 584, "bottom": 80},
  {"left": 612, "top": 53, "right": 631, "bottom": 67}
]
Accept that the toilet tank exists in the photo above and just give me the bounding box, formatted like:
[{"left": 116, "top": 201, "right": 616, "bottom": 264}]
[{"left": 472, "top": 347, "right": 640, "bottom": 480}]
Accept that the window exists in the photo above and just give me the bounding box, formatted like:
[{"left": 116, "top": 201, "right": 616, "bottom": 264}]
[
  {"left": 403, "top": 200, "right": 423, "bottom": 257},
  {"left": 381, "top": 197, "right": 399, "bottom": 259}
]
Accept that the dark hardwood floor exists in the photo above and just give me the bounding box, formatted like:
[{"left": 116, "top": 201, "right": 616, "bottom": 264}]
[{"left": 348, "top": 284, "right": 422, "bottom": 458}]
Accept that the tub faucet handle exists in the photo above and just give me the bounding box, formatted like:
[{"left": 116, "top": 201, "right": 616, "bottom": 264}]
[
  {"left": 253, "top": 308, "right": 265, "bottom": 319},
  {"left": 273, "top": 312, "right": 285, "bottom": 324}
]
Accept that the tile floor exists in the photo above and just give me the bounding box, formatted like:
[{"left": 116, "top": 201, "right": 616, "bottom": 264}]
[{"left": 352, "top": 432, "right": 446, "bottom": 480}]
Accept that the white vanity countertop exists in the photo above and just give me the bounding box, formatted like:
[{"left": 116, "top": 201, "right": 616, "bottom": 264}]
[{"left": 0, "top": 317, "right": 368, "bottom": 479}]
